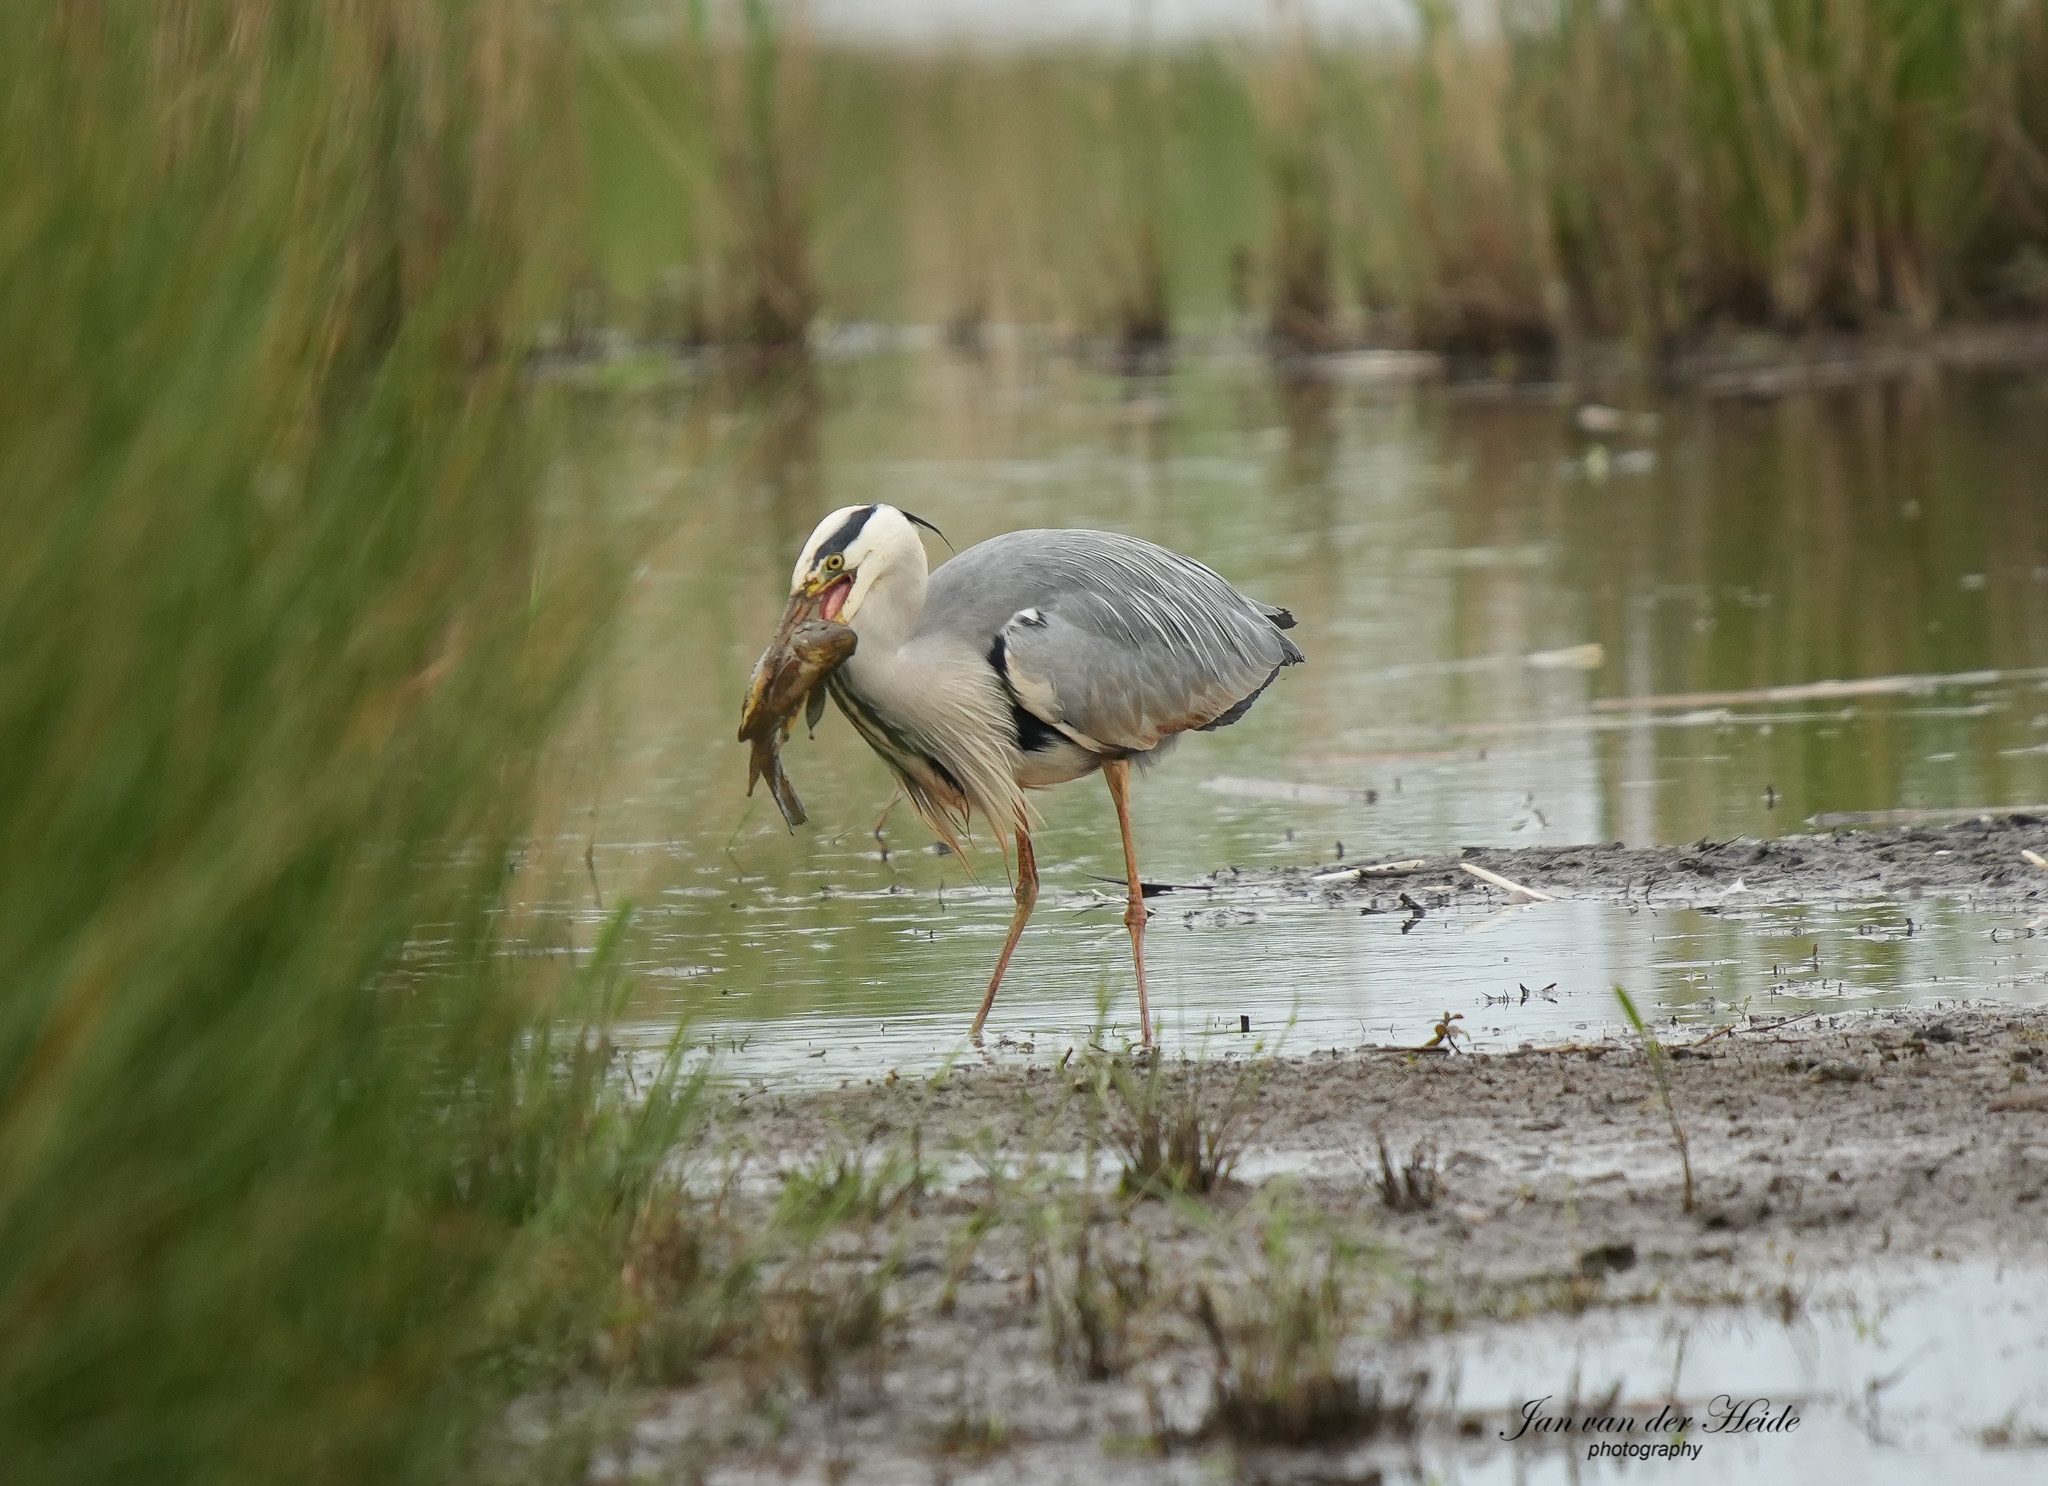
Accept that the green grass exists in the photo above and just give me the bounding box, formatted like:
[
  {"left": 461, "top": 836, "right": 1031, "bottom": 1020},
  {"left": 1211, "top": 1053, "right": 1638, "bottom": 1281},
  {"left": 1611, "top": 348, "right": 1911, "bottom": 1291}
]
[
  {"left": 930, "top": 1403, "right": 1014, "bottom": 1458},
  {"left": 0, "top": 6, "right": 703, "bottom": 1483},
  {"left": 578, "top": 3, "right": 2048, "bottom": 363},
  {"left": 1485, "top": 0, "right": 2048, "bottom": 347},
  {"left": 1261, "top": 10, "right": 1341, "bottom": 349},
  {"left": 1035, "top": 1202, "right": 1153, "bottom": 1382},
  {"left": 1191, "top": 1210, "right": 1413, "bottom": 1447},
  {"left": 1326, "top": 0, "right": 2048, "bottom": 357},
  {"left": 1088, "top": 1048, "right": 1265, "bottom": 1199},
  {"left": 1373, "top": 1134, "right": 1442, "bottom": 1213},
  {"left": 775, "top": 1136, "right": 927, "bottom": 1239},
  {"left": 606, "top": 1181, "right": 760, "bottom": 1388},
  {"left": 1615, "top": 986, "right": 1696, "bottom": 1211},
  {"left": 579, "top": 0, "right": 816, "bottom": 350}
]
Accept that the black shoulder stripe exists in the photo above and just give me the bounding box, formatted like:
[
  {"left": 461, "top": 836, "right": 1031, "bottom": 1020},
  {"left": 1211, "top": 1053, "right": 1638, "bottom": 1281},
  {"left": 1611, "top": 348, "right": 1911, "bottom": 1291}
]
[
  {"left": 1010, "top": 703, "right": 1064, "bottom": 754},
  {"left": 987, "top": 633, "right": 1063, "bottom": 754}
]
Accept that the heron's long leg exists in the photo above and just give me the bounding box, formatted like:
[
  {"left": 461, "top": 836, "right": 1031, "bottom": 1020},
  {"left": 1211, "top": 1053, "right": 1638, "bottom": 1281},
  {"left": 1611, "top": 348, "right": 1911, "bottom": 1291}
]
[
  {"left": 969, "top": 819, "right": 1037, "bottom": 1042},
  {"left": 1102, "top": 759, "right": 1153, "bottom": 1047}
]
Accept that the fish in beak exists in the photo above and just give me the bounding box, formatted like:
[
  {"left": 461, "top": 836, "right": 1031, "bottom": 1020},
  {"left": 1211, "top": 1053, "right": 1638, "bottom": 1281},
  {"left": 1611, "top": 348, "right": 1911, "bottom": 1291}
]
[
  {"left": 737, "top": 614, "right": 859, "bottom": 829},
  {"left": 737, "top": 577, "right": 854, "bottom": 739}
]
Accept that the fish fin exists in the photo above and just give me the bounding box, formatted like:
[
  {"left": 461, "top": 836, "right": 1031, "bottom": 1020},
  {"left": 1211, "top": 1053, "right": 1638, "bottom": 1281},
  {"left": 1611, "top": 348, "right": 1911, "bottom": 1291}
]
[{"left": 768, "top": 755, "right": 806, "bottom": 828}]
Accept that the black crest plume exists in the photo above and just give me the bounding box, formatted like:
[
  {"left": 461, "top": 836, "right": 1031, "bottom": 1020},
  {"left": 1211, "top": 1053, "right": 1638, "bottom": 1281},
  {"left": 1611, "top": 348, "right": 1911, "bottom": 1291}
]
[{"left": 900, "top": 508, "right": 953, "bottom": 552}]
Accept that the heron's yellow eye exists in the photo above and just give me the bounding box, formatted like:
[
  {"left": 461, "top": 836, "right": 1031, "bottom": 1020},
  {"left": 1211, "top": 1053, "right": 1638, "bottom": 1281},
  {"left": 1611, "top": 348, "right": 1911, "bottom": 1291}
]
[{"left": 823, "top": 554, "right": 844, "bottom": 573}]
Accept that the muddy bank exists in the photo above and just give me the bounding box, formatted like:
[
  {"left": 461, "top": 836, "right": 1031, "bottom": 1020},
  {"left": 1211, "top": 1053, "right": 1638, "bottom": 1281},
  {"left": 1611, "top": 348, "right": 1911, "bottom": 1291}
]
[
  {"left": 729, "top": 1004, "right": 2048, "bottom": 1275},
  {"left": 592, "top": 1003, "right": 2048, "bottom": 1484},
  {"left": 1226, "top": 812, "right": 2048, "bottom": 911}
]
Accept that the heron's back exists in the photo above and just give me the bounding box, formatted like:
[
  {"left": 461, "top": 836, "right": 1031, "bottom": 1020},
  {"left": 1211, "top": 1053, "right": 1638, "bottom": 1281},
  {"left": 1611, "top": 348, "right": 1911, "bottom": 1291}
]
[{"left": 922, "top": 528, "right": 1302, "bottom": 755}]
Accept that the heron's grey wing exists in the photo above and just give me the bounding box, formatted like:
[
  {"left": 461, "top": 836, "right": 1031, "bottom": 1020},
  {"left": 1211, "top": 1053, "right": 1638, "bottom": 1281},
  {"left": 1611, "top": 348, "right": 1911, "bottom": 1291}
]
[{"left": 944, "top": 530, "right": 1302, "bottom": 754}]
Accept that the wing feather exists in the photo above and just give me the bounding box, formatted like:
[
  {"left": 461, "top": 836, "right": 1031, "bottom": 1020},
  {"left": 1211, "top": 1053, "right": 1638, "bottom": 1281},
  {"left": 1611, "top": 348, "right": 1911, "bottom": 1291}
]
[{"left": 934, "top": 530, "right": 1303, "bottom": 754}]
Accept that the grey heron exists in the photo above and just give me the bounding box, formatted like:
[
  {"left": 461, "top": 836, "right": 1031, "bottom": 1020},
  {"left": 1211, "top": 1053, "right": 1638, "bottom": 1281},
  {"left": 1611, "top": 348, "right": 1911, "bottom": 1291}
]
[{"left": 759, "top": 503, "right": 1303, "bottom": 1046}]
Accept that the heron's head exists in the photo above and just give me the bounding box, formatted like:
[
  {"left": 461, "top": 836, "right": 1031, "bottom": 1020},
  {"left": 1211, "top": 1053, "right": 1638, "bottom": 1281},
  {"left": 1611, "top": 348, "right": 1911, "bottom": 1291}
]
[{"left": 781, "top": 504, "right": 943, "bottom": 632}]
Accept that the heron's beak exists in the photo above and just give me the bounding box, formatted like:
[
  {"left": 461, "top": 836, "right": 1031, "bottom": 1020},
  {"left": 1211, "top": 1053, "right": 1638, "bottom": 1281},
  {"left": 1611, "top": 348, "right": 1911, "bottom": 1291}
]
[{"left": 771, "top": 586, "right": 824, "bottom": 647}]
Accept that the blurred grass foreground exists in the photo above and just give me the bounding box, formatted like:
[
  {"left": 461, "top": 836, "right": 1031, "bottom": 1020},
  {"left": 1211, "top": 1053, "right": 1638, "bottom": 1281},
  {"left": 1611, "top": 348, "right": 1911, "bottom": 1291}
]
[{"left": 0, "top": 5, "right": 689, "bottom": 1483}]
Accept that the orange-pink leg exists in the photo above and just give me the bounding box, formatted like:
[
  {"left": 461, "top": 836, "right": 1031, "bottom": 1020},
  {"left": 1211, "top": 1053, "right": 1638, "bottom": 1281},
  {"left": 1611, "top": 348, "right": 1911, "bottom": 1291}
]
[
  {"left": 1102, "top": 759, "right": 1154, "bottom": 1047},
  {"left": 969, "top": 821, "right": 1038, "bottom": 1042}
]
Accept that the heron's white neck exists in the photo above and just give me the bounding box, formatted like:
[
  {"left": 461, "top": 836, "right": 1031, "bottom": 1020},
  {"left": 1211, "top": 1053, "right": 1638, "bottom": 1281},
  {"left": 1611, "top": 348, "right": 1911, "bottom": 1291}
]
[
  {"left": 832, "top": 548, "right": 1025, "bottom": 840},
  {"left": 842, "top": 532, "right": 928, "bottom": 655}
]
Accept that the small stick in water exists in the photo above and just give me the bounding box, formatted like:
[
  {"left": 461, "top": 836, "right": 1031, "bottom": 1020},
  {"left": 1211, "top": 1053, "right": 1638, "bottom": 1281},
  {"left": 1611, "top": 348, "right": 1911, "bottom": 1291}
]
[
  {"left": 1312, "top": 857, "right": 1428, "bottom": 882},
  {"left": 1458, "top": 860, "right": 1558, "bottom": 902}
]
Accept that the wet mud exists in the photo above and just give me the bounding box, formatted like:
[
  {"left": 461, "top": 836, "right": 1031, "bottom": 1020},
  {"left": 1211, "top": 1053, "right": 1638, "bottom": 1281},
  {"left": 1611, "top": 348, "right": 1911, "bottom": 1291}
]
[
  {"left": 607, "top": 1000, "right": 2048, "bottom": 1484},
  {"left": 569, "top": 819, "right": 2048, "bottom": 1483},
  {"left": 1232, "top": 812, "right": 2048, "bottom": 910}
]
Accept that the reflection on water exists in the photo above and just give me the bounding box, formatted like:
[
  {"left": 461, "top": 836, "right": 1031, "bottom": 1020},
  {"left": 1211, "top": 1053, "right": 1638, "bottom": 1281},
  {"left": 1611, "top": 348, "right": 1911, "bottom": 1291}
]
[
  {"left": 540, "top": 354, "right": 2048, "bottom": 1071},
  {"left": 596, "top": 892, "right": 2048, "bottom": 1083},
  {"left": 1419, "top": 1260, "right": 2048, "bottom": 1485}
]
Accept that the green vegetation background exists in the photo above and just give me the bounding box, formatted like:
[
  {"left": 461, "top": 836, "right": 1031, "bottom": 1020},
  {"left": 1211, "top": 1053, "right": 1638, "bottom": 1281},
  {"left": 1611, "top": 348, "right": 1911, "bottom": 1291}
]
[{"left": 583, "top": 0, "right": 2048, "bottom": 357}]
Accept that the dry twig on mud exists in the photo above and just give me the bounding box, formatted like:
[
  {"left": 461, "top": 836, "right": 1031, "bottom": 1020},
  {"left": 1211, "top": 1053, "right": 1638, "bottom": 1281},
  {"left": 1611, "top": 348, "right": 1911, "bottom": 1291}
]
[{"left": 1458, "top": 861, "right": 1558, "bottom": 902}]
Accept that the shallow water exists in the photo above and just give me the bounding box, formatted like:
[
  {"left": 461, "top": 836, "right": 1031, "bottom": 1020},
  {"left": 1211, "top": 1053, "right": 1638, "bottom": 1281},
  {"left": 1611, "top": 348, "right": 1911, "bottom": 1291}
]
[
  {"left": 1413, "top": 1260, "right": 2048, "bottom": 1485},
  {"left": 540, "top": 353, "right": 2048, "bottom": 1074}
]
